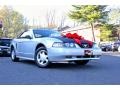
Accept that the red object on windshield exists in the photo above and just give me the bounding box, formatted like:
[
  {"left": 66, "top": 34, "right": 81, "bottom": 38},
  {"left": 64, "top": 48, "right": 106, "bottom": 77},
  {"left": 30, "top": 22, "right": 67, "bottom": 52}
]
[{"left": 65, "top": 33, "right": 93, "bottom": 46}]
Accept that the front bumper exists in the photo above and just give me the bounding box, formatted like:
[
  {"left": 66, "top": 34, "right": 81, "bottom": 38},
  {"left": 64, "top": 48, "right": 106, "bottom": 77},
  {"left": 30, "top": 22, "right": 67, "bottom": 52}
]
[
  {"left": 0, "top": 48, "right": 10, "bottom": 55},
  {"left": 47, "top": 47, "right": 102, "bottom": 62}
]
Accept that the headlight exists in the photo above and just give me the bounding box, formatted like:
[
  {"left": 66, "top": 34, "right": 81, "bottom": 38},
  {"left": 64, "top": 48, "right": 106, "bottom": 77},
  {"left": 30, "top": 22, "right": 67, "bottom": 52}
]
[
  {"left": 94, "top": 43, "right": 99, "bottom": 48},
  {"left": 52, "top": 42, "right": 63, "bottom": 47},
  {"left": 0, "top": 48, "right": 1, "bottom": 50},
  {"left": 64, "top": 43, "right": 76, "bottom": 48},
  {"left": 52, "top": 42, "right": 76, "bottom": 48}
]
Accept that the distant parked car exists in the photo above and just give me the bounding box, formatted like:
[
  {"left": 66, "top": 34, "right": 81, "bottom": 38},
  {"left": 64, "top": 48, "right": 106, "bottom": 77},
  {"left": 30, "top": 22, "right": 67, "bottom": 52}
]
[
  {"left": 0, "top": 38, "right": 12, "bottom": 56},
  {"left": 118, "top": 46, "right": 120, "bottom": 52},
  {"left": 100, "top": 44, "right": 113, "bottom": 52},
  {"left": 113, "top": 41, "right": 120, "bottom": 52},
  {"left": 10, "top": 29, "right": 102, "bottom": 68}
]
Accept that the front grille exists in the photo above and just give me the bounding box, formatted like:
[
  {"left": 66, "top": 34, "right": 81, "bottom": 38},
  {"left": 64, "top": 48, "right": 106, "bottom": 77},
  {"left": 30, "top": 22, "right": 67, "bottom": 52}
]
[
  {"left": 83, "top": 55, "right": 95, "bottom": 58},
  {"left": 66, "top": 56, "right": 72, "bottom": 58},
  {"left": 78, "top": 43, "right": 93, "bottom": 48},
  {"left": 1, "top": 48, "right": 9, "bottom": 50}
]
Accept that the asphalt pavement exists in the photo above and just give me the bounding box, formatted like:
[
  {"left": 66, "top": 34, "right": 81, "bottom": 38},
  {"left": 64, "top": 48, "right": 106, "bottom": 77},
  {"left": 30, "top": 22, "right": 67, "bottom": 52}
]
[{"left": 0, "top": 54, "right": 120, "bottom": 85}]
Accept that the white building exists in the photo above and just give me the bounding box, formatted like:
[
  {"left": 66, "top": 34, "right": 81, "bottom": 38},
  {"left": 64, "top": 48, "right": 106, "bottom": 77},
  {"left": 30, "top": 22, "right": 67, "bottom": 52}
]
[{"left": 61, "top": 24, "right": 100, "bottom": 44}]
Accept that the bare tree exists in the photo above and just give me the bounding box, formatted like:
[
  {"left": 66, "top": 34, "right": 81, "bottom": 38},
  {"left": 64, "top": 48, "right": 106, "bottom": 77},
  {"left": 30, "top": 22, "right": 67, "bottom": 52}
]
[
  {"left": 59, "top": 15, "right": 66, "bottom": 28},
  {"left": 24, "top": 17, "right": 29, "bottom": 30},
  {"left": 46, "top": 10, "right": 56, "bottom": 28},
  {"left": 73, "top": 21, "right": 80, "bottom": 27}
]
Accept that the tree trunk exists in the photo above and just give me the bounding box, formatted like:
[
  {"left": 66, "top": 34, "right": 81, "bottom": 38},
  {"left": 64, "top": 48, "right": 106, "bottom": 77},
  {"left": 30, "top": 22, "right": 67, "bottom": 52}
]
[
  {"left": 90, "top": 23, "right": 96, "bottom": 42},
  {"left": 118, "top": 30, "right": 120, "bottom": 40}
]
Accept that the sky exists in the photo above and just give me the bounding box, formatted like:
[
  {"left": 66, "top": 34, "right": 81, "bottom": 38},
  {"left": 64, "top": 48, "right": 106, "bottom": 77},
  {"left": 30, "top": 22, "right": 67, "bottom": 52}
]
[
  {"left": 0, "top": 4, "right": 74, "bottom": 27},
  {"left": 0, "top": 0, "right": 120, "bottom": 27},
  {"left": 12, "top": 5, "right": 73, "bottom": 27}
]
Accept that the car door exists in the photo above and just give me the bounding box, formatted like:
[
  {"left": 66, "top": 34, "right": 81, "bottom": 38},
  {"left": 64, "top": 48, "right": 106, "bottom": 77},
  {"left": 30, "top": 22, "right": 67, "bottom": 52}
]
[
  {"left": 17, "top": 30, "right": 35, "bottom": 59},
  {"left": 22, "top": 34, "right": 35, "bottom": 59},
  {"left": 17, "top": 31, "right": 30, "bottom": 57}
]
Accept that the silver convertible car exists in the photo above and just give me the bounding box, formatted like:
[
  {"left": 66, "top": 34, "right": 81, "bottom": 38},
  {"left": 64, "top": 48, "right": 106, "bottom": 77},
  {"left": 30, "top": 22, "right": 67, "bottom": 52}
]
[{"left": 10, "top": 29, "right": 102, "bottom": 68}]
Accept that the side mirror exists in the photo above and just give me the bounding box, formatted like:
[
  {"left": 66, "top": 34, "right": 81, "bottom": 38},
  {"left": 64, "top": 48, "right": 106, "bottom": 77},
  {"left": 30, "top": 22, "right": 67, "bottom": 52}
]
[{"left": 25, "top": 35, "right": 32, "bottom": 39}]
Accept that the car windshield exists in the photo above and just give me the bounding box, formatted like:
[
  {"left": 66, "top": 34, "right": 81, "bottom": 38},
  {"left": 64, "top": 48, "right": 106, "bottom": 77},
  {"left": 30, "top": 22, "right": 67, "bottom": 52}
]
[
  {"left": 0, "top": 39, "right": 11, "bottom": 46},
  {"left": 33, "top": 29, "right": 61, "bottom": 38}
]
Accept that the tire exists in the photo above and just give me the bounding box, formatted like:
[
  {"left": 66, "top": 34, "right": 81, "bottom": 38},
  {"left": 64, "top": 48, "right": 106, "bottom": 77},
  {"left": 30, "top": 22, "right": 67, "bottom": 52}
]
[
  {"left": 11, "top": 48, "right": 19, "bottom": 62},
  {"left": 35, "top": 47, "right": 50, "bottom": 68},
  {"left": 74, "top": 60, "right": 89, "bottom": 65}
]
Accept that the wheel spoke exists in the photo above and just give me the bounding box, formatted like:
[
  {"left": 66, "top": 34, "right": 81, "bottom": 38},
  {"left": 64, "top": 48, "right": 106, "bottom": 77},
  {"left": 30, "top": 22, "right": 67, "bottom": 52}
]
[
  {"left": 37, "top": 50, "right": 49, "bottom": 66},
  {"left": 40, "top": 51, "right": 48, "bottom": 60},
  {"left": 40, "top": 60, "right": 44, "bottom": 65}
]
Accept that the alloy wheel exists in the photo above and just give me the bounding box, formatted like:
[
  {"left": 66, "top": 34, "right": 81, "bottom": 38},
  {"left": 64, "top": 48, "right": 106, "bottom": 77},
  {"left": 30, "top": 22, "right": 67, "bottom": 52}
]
[{"left": 36, "top": 50, "right": 49, "bottom": 67}]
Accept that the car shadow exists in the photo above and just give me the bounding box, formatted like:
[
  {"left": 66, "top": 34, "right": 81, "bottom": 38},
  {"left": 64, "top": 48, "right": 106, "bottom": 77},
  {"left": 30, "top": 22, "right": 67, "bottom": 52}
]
[
  {"left": 19, "top": 60, "right": 100, "bottom": 70},
  {"left": 49, "top": 63, "right": 99, "bottom": 69},
  {"left": 0, "top": 54, "right": 10, "bottom": 57},
  {"left": 20, "top": 60, "right": 36, "bottom": 66}
]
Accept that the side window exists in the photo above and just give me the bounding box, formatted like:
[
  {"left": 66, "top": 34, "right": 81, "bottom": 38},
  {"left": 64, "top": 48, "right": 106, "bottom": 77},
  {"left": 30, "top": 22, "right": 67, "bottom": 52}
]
[
  {"left": 19, "top": 31, "right": 29, "bottom": 38},
  {"left": 19, "top": 31, "right": 33, "bottom": 39}
]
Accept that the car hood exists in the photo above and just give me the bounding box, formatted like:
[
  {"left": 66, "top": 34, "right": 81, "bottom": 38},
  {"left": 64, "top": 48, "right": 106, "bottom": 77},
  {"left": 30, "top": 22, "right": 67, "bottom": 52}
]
[{"left": 51, "top": 36, "right": 92, "bottom": 44}]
